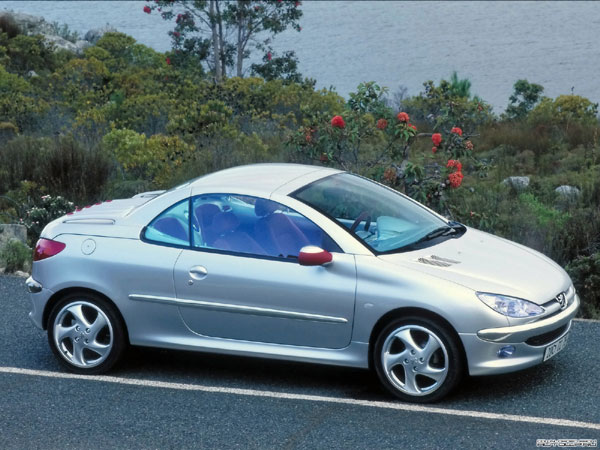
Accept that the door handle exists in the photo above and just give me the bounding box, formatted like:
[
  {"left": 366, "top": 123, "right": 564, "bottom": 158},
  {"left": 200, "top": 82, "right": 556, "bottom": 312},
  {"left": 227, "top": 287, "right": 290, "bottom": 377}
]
[{"left": 189, "top": 265, "right": 208, "bottom": 281}]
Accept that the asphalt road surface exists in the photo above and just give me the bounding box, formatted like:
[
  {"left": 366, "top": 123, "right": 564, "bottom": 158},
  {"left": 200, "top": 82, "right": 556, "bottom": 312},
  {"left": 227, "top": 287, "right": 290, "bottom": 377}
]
[{"left": 1, "top": 274, "right": 599, "bottom": 449}]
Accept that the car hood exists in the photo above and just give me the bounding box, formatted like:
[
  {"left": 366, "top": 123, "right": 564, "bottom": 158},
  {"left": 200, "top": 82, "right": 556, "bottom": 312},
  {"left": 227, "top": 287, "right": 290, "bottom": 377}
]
[{"left": 378, "top": 227, "right": 570, "bottom": 305}]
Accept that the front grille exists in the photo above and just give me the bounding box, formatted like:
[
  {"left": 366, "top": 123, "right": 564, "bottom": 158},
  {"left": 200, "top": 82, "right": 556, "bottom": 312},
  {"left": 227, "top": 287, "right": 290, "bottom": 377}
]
[{"left": 525, "top": 324, "right": 569, "bottom": 346}]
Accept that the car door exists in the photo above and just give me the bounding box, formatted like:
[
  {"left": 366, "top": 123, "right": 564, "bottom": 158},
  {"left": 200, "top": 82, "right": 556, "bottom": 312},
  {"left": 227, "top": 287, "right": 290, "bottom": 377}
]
[{"left": 173, "top": 193, "right": 357, "bottom": 349}]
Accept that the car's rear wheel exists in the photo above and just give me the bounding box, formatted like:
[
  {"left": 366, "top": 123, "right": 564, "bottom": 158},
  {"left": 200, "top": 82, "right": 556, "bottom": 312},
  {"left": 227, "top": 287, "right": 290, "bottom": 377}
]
[
  {"left": 48, "top": 293, "right": 126, "bottom": 374},
  {"left": 373, "top": 316, "right": 463, "bottom": 402}
]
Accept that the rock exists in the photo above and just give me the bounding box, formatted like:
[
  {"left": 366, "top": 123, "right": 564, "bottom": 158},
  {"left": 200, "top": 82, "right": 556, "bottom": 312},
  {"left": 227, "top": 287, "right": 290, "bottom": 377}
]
[
  {"left": 26, "top": 70, "right": 39, "bottom": 78},
  {"left": 75, "top": 39, "right": 92, "bottom": 53},
  {"left": 0, "top": 11, "right": 54, "bottom": 35},
  {"left": 14, "top": 270, "right": 30, "bottom": 278},
  {"left": 43, "top": 34, "right": 79, "bottom": 53},
  {"left": 84, "top": 26, "right": 117, "bottom": 44},
  {"left": 502, "top": 176, "right": 530, "bottom": 190},
  {"left": 555, "top": 185, "right": 580, "bottom": 197},
  {"left": 0, "top": 11, "right": 97, "bottom": 56},
  {"left": 0, "top": 224, "right": 27, "bottom": 248}
]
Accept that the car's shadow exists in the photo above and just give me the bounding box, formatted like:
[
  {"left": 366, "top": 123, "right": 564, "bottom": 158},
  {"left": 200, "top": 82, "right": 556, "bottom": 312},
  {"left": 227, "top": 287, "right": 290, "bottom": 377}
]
[{"left": 115, "top": 345, "right": 564, "bottom": 406}]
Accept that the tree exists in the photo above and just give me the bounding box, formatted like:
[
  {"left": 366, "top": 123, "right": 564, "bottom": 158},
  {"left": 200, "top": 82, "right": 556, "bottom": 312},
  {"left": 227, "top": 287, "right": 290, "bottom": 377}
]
[
  {"left": 146, "top": 0, "right": 302, "bottom": 82},
  {"left": 504, "top": 79, "right": 544, "bottom": 120},
  {"left": 448, "top": 71, "right": 472, "bottom": 98}
]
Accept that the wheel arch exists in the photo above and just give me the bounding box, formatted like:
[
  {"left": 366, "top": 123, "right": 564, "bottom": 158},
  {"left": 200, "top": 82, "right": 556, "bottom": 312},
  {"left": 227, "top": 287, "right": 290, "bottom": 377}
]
[
  {"left": 42, "top": 287, "right": 130, "bottom": 344},
  {"left": 368, "top": 307, "right": 467, "bottom": 370}
]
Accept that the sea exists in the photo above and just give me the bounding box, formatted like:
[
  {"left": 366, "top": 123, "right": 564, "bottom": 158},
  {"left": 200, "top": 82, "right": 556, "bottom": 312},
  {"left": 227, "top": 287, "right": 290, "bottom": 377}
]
[{"left": 2, "top": 1, "right": 599, "bottom": 113}]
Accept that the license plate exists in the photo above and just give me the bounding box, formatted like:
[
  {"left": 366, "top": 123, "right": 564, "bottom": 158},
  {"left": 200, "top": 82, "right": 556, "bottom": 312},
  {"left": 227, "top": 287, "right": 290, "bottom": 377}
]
[{"left": 543, "top": 333, "right": 568, "bottom": 361}]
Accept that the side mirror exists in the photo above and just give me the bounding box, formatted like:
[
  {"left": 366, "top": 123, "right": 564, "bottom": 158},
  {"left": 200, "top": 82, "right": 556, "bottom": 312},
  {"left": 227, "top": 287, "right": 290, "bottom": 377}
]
[{"left": 298, "top": 246, "right": 333, "bottom": 266}]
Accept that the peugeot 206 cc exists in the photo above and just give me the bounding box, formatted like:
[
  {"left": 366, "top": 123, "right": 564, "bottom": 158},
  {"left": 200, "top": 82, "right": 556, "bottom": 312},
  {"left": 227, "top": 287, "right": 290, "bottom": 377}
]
[{"left": 26, "top": 164, "right": 579, "bottom": 402}]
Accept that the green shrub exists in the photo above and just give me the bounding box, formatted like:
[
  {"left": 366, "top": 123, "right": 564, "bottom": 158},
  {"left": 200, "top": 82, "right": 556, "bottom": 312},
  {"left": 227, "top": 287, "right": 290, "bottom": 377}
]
[
  {"left": 0, "top": 15, "right": 22, "bottom": 39},
  {"left": 402, "top": 77, "right": 495, "bottom": 133},
  {"left": 566, "top": 253, "right": 600, "bottom": 319},
  {"left": 529, "top": 95, "right": 599, "bottom": 128},
  {"left": 0, "top": 135, "right": 111, "bottom": 203},
  {"left": 503, "top": 79, "right": 544, "bottom": 121},
  {"left": 0, "top": 239, "right": 31, "bottom": 273},
  {"left": 21, "top": 194, "right": 74, "bottom": 242}
]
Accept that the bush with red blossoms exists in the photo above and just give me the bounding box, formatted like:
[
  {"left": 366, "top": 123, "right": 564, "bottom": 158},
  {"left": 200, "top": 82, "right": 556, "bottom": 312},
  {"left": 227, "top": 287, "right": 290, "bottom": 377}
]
[
  {"left": 331, "top": 115, "right": 345, "bottom": 129},
  {"left": 288, "top": 82, "right": 490, "bottom": 218},
  {"left": 397, "top": 112, "right": 409, "bottom": 123},
  {"left": 448, "top": 171, "right": 464, "bottom": 188},
  {"left": 446, "top": 159, "right": 463, "bottom": 172}
]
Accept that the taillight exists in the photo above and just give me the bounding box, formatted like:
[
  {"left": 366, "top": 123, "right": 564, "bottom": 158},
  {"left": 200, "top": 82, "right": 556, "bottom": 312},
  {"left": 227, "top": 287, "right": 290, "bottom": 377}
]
[{"left": 33, "top": 239, "right": 66, "bottom": 262}]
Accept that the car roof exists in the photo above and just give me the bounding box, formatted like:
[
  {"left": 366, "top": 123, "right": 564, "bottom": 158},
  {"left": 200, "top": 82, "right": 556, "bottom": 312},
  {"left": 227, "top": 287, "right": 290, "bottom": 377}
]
[{"left": 188, "top": 163, "right": 342, "bottom": 196}]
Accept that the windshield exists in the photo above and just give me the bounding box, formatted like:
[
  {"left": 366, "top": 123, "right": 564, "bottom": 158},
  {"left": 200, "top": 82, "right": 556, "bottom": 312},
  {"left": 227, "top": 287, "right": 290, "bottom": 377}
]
[{"left": 293, "top": 173, "right": 458, "bottom": 253}]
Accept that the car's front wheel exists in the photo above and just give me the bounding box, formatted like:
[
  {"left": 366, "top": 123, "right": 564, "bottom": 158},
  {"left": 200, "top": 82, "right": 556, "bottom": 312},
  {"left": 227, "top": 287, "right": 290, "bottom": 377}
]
[
  {"left": 48, "top": 293, "right": 126, "bottom": 374},
  {"left": 374, "top": 316, "right": 463, "bottom": 402}
]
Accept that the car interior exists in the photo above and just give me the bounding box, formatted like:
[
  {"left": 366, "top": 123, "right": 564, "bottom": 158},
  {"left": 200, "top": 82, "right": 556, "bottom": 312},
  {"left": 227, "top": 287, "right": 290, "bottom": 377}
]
[{"left": 145, "top": 194, "right": 340, "bottom": 259}]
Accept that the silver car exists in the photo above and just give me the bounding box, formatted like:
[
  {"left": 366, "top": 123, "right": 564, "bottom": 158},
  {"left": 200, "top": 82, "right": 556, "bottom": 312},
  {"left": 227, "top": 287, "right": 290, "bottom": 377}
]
[{"left": 26, "top": 164, "right": 579, "bottom": 402}]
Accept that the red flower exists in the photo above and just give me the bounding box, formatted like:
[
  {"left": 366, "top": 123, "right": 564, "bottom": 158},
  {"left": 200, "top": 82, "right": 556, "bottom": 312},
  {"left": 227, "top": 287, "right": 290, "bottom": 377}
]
[
  {"left": 448, "top": 171, "right": 464, "bottom": 188},
  {"left": 173, "top": 31, "right": 181, "bottom": 38},
  {"left": 320, "top": 153, "right": 329, "bottom": 162},
  {"left": 331, "top": 115, "right": 345, "bottom": 129},
  {"left": 408, "top": 123, "right": 417, "bottom": 131},
  {"left": 397, "top": 112, "right": 409, "bottom": 123},
  {"left": 383, "top": 167, "right": 397, "bottom": 182},
  {"left": 295, "top": 1, "right": 302, "bottom": 6},
  {"left": 143, "top": 5, "right": 151, "bottom": 14},
  {"left": 432, "top": 146, "right": 437, "bottom": 154},
  {"left": 446, "top": 159, "right": 463, "bottom": 172},
  {"left": 267, "top": 52, "right": 272, "bottom": 61},
  {"left": 376, "top": 118, "right": 388, "bottom": 130},
  {"left": 432, "top": 133, "right": 442, "bottom": 147},
  {"left": 166, "top": 57, "right": 171, "bottom": 65},
  {"left": 451, "top": 127, "right": 463, "bottom": 136}
]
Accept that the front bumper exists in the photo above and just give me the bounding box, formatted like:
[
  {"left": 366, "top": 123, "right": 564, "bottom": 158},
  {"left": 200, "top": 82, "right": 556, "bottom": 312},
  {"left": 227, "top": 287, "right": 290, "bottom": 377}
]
[
  {"left": 476, "top": 293, "right": 580, "bottom": 343},
  {"left": 462, "top": 294, "right": 579, "bottom": 376}
]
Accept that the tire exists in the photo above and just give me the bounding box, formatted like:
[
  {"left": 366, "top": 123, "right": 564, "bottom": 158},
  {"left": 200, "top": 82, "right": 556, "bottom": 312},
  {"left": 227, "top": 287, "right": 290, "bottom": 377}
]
[
  {"left": 373, "top": 316, "right": 464, "bottom": 403},
  {"left": 47, "top": 292, "right": 126, "bottom": 374}
]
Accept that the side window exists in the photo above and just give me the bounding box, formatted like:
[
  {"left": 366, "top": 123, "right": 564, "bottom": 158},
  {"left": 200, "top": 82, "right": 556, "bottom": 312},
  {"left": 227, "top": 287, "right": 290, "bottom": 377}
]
[
  {"left": 144, "top": 199, "right": 190, "bottom": 246},
  {"left": 191, "top": 194, "right": 341, "bottom": 259}
]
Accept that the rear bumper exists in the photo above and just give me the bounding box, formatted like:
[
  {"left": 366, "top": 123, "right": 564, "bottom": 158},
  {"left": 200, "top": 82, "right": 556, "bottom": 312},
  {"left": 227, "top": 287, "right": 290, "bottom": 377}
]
[
  {"left": 462, "top": 294, "right": 579, "bottom": 376},
  {"left": 26, "top": 276, "right": 52, "bottom": 330}
]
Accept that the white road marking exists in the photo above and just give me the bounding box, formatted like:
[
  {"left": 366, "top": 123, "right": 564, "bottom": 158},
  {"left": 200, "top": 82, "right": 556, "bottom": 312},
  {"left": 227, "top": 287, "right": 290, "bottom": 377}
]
[{"left": 1, "top": 366, "right": 599, "bottom": 431}]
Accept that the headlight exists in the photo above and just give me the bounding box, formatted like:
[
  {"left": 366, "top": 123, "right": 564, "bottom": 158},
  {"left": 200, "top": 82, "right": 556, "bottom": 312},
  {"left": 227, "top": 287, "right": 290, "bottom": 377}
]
[{"left": 476, "top": 292, "right": 545, "bottom": 318}]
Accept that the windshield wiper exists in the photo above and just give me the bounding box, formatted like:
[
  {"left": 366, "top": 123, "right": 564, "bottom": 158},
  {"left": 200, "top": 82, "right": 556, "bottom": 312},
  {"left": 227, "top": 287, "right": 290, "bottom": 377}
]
[{"left": 391, "top": 222, "right": 466, "bottom": 253}]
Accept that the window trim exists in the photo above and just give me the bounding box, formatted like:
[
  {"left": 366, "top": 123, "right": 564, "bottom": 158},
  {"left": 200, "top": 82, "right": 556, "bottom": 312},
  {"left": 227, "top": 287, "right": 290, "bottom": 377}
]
[
  {"left": 141, "top": 198, "right": 192, "bottom": 249},
  {"left": 141, "top": 193, "right": 343, "bottom": 262}
]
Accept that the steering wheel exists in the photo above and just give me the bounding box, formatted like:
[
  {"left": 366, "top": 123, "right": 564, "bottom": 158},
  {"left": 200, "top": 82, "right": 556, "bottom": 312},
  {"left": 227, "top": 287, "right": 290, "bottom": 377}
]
[{"left": 350, "top": 211, "right": 372, "bottom": 233}]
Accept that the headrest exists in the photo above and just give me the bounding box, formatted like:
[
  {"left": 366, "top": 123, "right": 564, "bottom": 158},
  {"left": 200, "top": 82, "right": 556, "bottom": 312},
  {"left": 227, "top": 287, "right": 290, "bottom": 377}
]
[
  {"left": 255, "top": 198, "right": 279, "bottom": 217},
  {"left": 212, "top": 212, "right": 240, "bottom": 234},
  {"left": 195, "top": 203, "right": 220, "bottom": 224}
]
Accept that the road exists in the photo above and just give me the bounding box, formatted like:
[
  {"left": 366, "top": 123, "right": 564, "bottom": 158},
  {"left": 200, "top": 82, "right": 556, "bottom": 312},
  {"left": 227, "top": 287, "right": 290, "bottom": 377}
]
[{"left": 1, "top": 274, "right": 598, "bottom": 449}]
